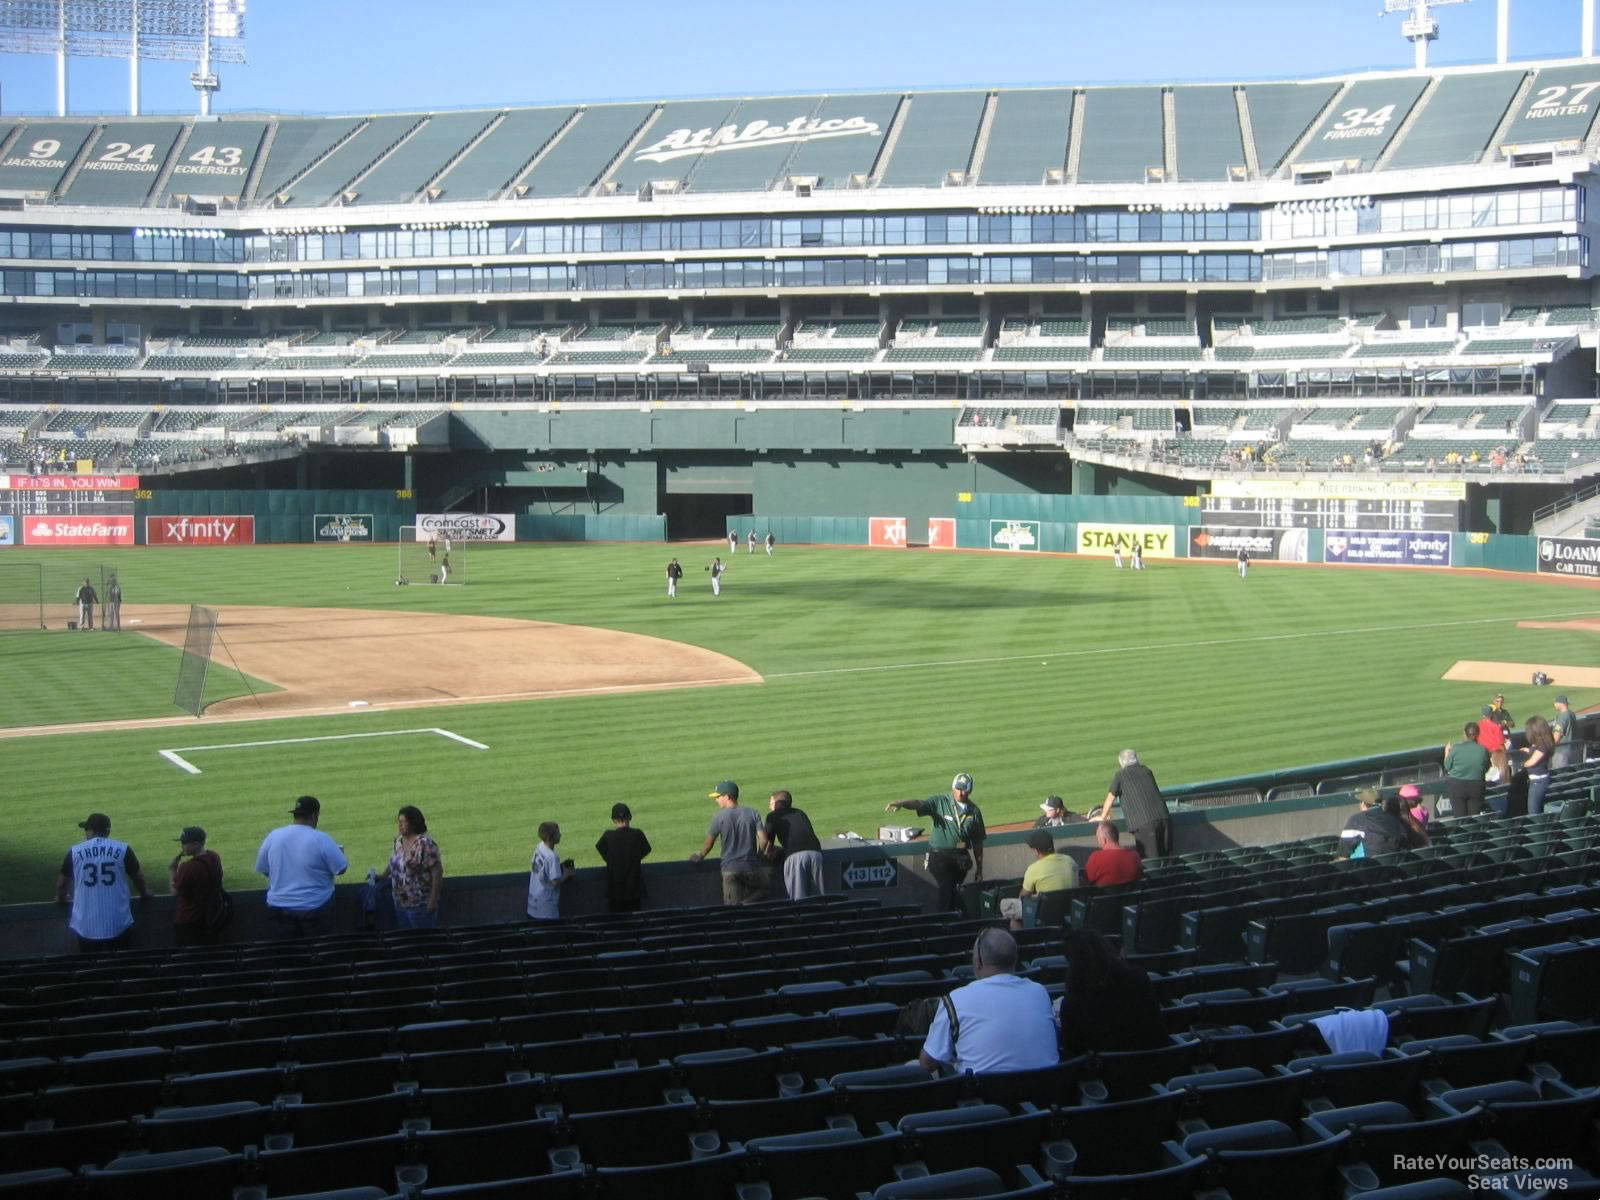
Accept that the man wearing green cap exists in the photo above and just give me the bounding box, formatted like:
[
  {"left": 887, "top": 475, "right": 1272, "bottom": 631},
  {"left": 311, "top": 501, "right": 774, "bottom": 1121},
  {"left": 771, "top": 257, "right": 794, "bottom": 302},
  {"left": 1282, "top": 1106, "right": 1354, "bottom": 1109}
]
[
  {"left": 886, "top": 773, "right": 986, "bottom": 911},
  {"left": 692, "top": 781, "right": 767, "bottom": 905}
]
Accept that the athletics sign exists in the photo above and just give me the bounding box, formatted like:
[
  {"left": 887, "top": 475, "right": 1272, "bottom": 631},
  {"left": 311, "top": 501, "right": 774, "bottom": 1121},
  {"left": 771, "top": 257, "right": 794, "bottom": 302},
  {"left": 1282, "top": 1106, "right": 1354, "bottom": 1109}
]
[
  {"left": 634, "top": 115, "right": 881, "bottom": 165},
  {"left": 990, "top": 519, "right": 1040, "bottom": 552},
  {"left": 1538, "top": 536, "right": 1600, "bottom": 579},
  {"left": 315, "top": 514, "right": 374, "bottom": 543}
]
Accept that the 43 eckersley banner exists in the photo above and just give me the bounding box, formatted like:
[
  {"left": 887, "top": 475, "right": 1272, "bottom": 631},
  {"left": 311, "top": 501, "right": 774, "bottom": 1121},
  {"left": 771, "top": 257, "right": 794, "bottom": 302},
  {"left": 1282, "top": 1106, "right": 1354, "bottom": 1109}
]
[
  {"left": 146, "top": 516, "right": 256, "bottom": 546},
  {"left": 1324, "top": 530, "right": 1452, "bottom": 567}
]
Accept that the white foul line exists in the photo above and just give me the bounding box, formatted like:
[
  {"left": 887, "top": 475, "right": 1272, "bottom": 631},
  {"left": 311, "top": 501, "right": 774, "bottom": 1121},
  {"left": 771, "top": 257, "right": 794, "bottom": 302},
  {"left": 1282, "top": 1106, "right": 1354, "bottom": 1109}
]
[
  {"left": 763, "top": 608, "right": 1600, "bottom": 683},
  {"left": 158, "top": 726, "right": 489, "bottom": 775}
]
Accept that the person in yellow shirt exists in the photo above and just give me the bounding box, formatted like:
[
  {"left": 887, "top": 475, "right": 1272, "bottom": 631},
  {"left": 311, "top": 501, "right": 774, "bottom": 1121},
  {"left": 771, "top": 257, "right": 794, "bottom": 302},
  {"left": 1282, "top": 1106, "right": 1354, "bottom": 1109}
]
[{"left": 1001, "top": 830, "right": 1079, "bottom": 925}]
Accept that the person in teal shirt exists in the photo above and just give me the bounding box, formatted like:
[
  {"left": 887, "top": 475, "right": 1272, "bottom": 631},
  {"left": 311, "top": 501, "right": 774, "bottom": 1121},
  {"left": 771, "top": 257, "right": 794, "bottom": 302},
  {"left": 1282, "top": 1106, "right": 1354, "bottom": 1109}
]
[{"left": 1444, "top": 721, "right": 1491, "bottom": 816}]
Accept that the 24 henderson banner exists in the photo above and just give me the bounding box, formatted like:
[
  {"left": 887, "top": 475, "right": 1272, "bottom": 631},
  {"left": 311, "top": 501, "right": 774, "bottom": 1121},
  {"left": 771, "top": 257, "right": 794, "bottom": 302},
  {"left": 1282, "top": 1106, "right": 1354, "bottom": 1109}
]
[
  {"left": 145, "top": 516, "right": 256, "bottom": 546},
  {"left": 1324, "top": 530, "right": 1452, "bottom": 567},
  {"left": 1538, "top": 536, "right": 1600, "bottom": 579},
  {"left": 1188, "top": 527, "right": 1311, "bottom": 562},
  {"left": 416, "top": 513, "right": 515, "bottom": 543}
]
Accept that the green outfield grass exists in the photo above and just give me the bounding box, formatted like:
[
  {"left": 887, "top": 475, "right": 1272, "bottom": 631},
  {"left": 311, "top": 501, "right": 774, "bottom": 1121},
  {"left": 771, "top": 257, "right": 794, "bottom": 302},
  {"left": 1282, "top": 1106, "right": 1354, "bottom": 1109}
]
[{"left": 1, "top": 542, "right": 1595, "bottom": 907}]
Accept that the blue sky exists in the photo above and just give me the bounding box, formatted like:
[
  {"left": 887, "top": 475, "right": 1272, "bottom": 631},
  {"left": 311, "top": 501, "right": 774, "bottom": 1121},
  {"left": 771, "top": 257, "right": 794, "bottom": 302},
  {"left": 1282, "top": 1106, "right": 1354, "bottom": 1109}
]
[{"left": 0, "top": 0, "right": 1595, "bottom": 116}]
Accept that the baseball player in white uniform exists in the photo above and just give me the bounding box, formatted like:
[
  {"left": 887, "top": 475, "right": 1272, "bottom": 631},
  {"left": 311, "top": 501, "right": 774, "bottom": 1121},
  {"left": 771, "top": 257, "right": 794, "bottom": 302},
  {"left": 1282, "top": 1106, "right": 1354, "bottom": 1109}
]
[
  {"left": 709, "top": 557, "right": 725, "bottom": 596},
  {"left": 747, "top": 529, "right": 757, "bottom": 554},
  {"left": 765, "top": 531, "right": 775, "bottom": 556},
  {"left": 728, "top": 529, "right": 738, "bottom": 555},
  {"left": 1113, "top": 547, "right": 1124, "bottom": 569},
  {"left": 1238, "top": 548, "right": 1249, "bottom": 579},
  {"left": 56, "top": 812, "right": 151, "bottom": 953},
  {"left": 1132, "top": 543, "right": 1144, "bottom": 571}
]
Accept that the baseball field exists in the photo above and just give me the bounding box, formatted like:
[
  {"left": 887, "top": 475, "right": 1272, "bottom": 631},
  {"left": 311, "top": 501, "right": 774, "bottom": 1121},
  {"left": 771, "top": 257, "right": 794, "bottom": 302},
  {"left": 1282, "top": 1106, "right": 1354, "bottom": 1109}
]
[{"left": 1, "top": 542, "right": 1596, "bottom": 906}]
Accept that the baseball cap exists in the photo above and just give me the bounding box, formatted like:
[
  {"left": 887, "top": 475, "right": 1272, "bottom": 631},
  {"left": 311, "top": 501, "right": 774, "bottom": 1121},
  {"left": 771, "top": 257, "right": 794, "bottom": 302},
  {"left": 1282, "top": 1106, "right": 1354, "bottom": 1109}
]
[
  {"left": 79, "top": 813, "right": 110, "bottom": 834},
  {"left": 1555, "top": 695, "right": 1570, "bottom": 705},
  {"left": 1398, "top": 785, "right": 1421, "bottom": 801},
  {"left": 952, "top": 773, "right": 974, "bottom": 794},
  {"left": 1355, "top": 787, "right": 1381, "bottom": 806},
  {"left": 1481, "top": 705, "right": 1495, "bottom": 718},
  {"left": 709, "top": 781, "right": 739, "bottom": 800},
  {"left": 291, "top": 795, "right": 321, "bottom": 818},
  {"left": 177, "top": 826, "right": 207, "bottom": 844},
  {"left": 1041, "top": 795, "right": 1065, "bottom": 813},
  {"left": 611, "top": 803, "right": 632, "bottom": 821}
]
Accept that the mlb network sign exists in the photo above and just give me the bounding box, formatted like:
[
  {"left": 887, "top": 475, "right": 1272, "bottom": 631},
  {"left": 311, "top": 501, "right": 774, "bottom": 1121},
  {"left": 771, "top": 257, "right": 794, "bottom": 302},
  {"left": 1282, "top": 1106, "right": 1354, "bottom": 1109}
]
[
  {"left": 1324, "top": 530, "right": 1451, "bottom": 568},
  {"left": 146, "top": 516, "right": 256, "bottom": 546}
]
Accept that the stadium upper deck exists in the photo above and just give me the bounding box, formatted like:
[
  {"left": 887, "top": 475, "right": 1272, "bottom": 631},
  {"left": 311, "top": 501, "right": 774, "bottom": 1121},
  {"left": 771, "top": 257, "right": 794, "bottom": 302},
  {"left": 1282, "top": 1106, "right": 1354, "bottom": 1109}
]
[{"left": 0, "top": 59, "right": 1598, "bottom": 212}]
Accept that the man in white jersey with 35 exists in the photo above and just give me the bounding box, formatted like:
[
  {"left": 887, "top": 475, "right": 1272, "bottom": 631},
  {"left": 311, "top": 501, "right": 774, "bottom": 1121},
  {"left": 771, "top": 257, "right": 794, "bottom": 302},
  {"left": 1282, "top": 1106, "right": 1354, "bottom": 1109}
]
[
  {"left": 56, "top": 812, "right": 152, "bottom": 953},
  {"left": 256, "top": 795, "right": 349, "bottom": 939}
]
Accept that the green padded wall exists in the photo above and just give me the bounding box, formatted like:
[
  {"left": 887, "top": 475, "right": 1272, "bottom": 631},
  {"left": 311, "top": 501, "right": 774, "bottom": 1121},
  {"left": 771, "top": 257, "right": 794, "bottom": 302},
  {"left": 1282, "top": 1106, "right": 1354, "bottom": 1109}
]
[{"left": 139, "top": 489, "right": 411, "bottom": 544}]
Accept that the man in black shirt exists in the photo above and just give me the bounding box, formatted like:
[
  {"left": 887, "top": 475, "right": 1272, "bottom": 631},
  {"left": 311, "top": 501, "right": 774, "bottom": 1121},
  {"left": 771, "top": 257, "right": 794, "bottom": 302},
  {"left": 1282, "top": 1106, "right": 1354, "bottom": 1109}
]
[
  {"left": 595, "top": 803, "right": 652, "bottom": 913},
  {"left": 74, "top": 577, "right": 98, "bottom": 631},
  {"left": 1336, "top": 789, "right": 1410, "bottom": 859},
  {"left": 1096, "top": 749, "right": 1172, "bottom": 860},
  {"left": 761, "top": 790, "right": 824, "bottom": 899}
]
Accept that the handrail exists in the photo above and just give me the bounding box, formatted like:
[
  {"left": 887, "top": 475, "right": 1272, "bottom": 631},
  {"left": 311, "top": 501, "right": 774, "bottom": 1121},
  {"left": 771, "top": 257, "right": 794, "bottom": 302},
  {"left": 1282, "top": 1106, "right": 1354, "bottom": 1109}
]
[{"left": 1533, "top": 479, "right": 1600, "bottom": 525}]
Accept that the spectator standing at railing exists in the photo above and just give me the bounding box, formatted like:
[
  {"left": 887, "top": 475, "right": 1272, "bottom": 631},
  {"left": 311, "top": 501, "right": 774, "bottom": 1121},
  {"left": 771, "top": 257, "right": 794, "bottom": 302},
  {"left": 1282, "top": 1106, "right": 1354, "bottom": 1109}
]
[
  {"left": 1096, "top": 749, "right": 1170, "bottom": 860},
  {"left": 1552, "top": 696, "right": 1577, "bottom": 770},
  {"left": 1477, "top": 706, "right": 1509, "bottom": 783},
  {"left": 886, "top": 773, "right": 985, "bottom": 912},
  {"left": 1443, "top": 725, "right": 1490, "bottom": 817}
]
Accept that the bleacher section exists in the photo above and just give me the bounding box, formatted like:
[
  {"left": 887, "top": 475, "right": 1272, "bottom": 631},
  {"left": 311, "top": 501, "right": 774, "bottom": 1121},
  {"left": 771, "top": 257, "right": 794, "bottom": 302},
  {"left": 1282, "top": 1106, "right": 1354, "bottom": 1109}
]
[{"left": 2, "top": 799, "right": 1598, "bottom": 1197}]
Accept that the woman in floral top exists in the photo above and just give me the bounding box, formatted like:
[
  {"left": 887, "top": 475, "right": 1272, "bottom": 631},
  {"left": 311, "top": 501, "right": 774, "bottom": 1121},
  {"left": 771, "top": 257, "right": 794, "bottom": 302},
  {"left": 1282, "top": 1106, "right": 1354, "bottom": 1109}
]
[{"left": 383, "top": 805, "right": 443, "bottom": 929}]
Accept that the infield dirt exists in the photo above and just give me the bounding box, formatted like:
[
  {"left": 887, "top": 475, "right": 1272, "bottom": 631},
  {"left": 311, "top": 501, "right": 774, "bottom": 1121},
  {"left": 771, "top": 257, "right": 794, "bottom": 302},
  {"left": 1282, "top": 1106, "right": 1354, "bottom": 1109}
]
[{"left": 1, "top": 604, "right": 760, "bottom": 736}]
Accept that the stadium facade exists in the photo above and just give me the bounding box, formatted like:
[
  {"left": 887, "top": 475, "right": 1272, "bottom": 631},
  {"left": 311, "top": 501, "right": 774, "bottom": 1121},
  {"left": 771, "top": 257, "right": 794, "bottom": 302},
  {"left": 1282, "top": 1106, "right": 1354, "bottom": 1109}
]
[{"left": 2, "top": 58, "right": 1600, "bottom": 538}]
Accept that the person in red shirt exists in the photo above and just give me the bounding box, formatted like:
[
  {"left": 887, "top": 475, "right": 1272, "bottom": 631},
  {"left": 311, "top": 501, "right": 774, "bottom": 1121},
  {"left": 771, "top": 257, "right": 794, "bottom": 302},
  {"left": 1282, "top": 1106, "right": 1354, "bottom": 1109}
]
[
  {"left": 170, "top": 825, "right": 224, "bottom": 946},
  {"left": 1476, "top": 705, "right": 1508, "bottom": 781},
  {"left": 1083, "top": 822, "right": 1143, "bottom": 887}
]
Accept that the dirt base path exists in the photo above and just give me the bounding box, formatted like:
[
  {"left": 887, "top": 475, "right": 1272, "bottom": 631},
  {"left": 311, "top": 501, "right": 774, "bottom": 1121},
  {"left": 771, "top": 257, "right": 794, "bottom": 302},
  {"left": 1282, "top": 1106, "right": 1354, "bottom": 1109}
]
[
  {"left": 2, "top": 605, "right": 760, "bottom": 738},
  {"left": 1443, "top": 660, "right": 1600, "bottom": 688}
]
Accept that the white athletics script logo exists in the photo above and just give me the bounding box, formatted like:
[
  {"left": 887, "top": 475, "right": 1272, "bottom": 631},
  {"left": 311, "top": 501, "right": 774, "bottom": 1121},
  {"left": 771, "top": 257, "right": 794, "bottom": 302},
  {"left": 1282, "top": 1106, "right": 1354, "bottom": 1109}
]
[{"left": 633, "top": 115, "right": 881, "bottom": 165}]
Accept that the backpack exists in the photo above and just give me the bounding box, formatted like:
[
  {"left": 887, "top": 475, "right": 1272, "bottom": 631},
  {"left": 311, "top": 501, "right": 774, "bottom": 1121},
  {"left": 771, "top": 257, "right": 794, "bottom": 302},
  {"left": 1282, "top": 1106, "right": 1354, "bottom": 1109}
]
[{"left": 207, "top": 886, "right": 234, "bottom": 934}]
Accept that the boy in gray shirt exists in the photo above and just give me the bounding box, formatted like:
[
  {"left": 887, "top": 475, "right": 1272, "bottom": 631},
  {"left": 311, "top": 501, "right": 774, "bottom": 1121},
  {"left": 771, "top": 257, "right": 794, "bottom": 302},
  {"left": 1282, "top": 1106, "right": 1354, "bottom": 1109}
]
[{"left": 691, "top": 780, "right": 767, "bottom": 904}]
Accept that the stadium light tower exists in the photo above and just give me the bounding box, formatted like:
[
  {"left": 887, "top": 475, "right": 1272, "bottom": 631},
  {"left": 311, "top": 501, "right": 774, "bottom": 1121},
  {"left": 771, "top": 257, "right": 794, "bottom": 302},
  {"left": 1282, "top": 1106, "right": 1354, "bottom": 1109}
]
[
  {"left": 0, "top": 0, "right": 246, "bottom": 117},
  {"left": 1493, "top": 0, "right": 1597, "bottom": 62},
  {"left": 1383, "top": 0, "right": 1470, "bottom": 70}
]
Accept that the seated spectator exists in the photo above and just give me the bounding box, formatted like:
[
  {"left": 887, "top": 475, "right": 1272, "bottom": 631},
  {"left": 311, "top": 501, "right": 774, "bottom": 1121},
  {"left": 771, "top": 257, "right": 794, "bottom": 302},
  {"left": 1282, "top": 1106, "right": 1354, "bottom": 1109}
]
[
  {"left": 1399, "top": 784, "right": 1430, "bottom": 831},
  {"left": 1083, "top": 822, "right": 1143, "bottom": 887},
  {"left": 1000, "top": 830, "right": 1078, "bottom": 925},
  {"left": 1383, "top": 793, "right": 1427, "bottom": 849},
  {"left": 919, "top": 928, "right": 1059, "bottom": 1076},
  {"left": 1336, "top": 788, "right": 1411, "bottom": 859},
  {"left": 1058, "top": 929, "right": 1166, "bottom": 1055},
  {"left": 1034, "top": 795, "right": 1075, "bottom": 828}
]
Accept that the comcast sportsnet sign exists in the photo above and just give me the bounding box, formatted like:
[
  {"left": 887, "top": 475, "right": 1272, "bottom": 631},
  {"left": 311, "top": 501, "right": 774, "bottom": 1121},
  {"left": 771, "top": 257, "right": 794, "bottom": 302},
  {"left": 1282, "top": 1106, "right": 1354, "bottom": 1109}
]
[
  {"left": 23, "top": 516, "right": 133, "bottom": 546},
  {"left": 417, "top": 513, "right": 515, "bottom": 542},
  {"left": 146, "top": 516, "right": 255, "bottom": 546}
]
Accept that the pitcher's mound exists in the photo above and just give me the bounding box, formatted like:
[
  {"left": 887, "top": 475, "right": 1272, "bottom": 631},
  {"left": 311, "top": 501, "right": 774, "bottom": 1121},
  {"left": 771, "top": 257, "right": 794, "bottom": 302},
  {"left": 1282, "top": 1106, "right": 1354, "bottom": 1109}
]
[{"left": 1443, "top": 660, "right": 1600, "bottom": 688}]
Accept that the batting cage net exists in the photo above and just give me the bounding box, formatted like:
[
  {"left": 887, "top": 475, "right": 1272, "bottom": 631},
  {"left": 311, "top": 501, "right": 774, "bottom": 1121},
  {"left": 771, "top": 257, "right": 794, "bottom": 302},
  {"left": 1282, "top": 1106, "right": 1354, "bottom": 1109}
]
[
  {"left": 173, "top": 604, "right": 219, "bottom": 717},
  {"left": 396, "top": 526, "right": 466, "bottom": 586},
  {"left": 0, "top": 561, "right": 45, "bottom": 631}
]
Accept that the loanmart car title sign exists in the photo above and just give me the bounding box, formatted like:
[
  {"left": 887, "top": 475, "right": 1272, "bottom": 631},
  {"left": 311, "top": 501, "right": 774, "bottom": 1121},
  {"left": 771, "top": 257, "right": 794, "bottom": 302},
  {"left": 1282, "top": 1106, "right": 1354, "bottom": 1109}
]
[
  {"left": 1538, "top": 536, "right": 1600, "bottom": 579},
  {"left": 633, "top": 115, "right": 881, "bottom": 164}
]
